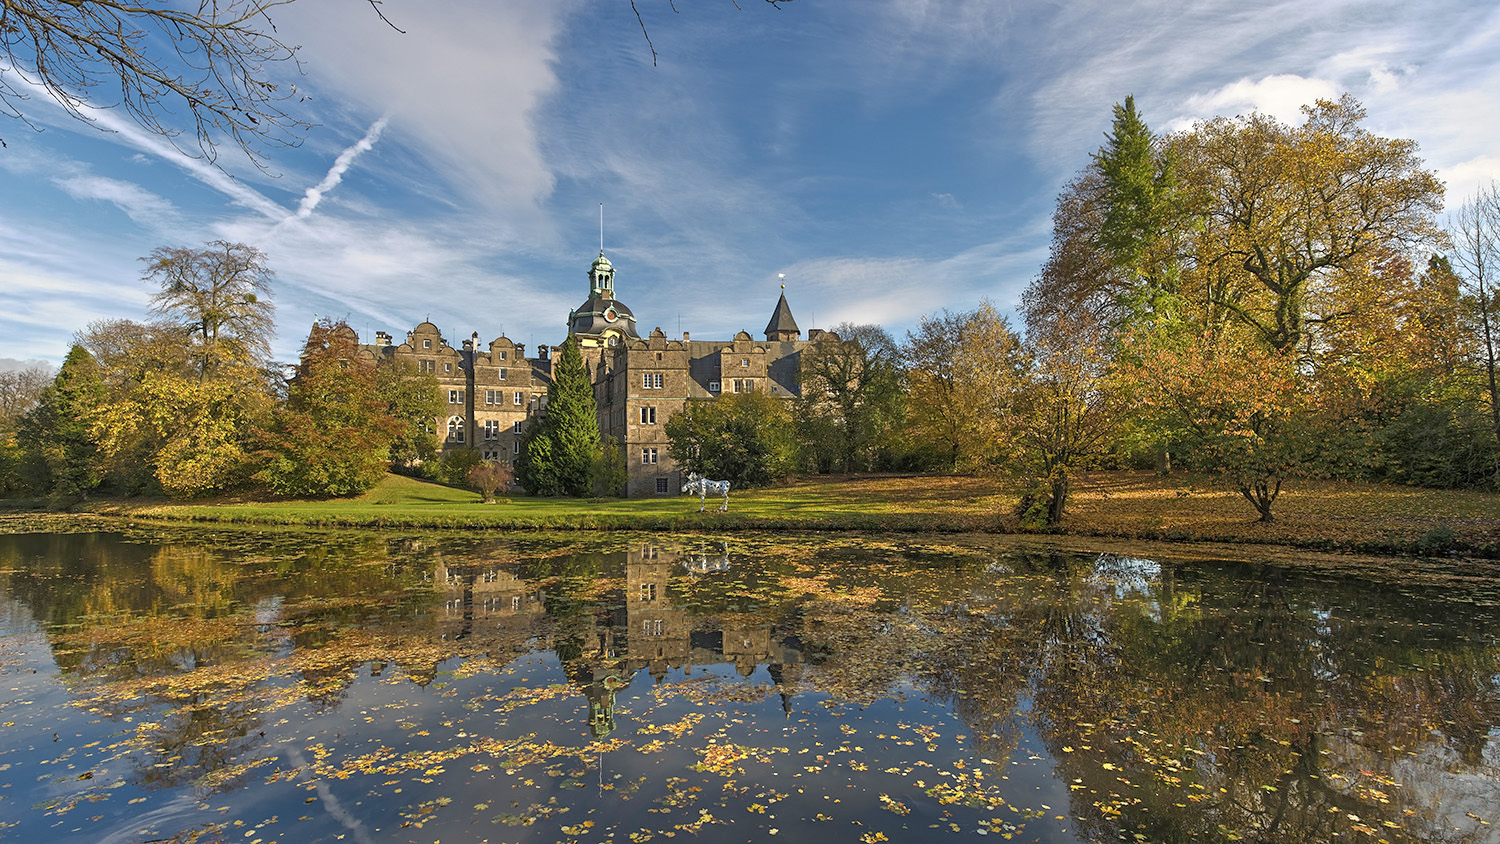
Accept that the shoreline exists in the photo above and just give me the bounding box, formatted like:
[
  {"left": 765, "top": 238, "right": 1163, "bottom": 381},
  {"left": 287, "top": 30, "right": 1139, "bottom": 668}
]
[{"left": 2, "top": 470, "right": 1496, "bottom": 563}]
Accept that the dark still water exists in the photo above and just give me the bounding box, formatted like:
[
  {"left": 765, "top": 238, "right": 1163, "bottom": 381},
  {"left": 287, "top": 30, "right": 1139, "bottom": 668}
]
[{"left": 1, "top": 528, "right": 1497, "bottom": 844}]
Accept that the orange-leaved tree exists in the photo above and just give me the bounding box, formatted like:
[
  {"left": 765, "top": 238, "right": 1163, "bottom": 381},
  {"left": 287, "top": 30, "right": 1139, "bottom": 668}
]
[
  {"left": 1122, "top": 328, "right": 1313, "bottom": 521},
  {"left": 254, "top": 319, "right": 402, "bottom": 498}
]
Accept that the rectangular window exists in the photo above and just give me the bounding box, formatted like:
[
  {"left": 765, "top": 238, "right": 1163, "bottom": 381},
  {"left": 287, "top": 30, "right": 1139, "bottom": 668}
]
[
  {"left": 641, "top": 447, "right": 658, "bottom": 464},
  {"left": 420, "top": 359, "right": 435, "bottom": 373},
  {"left": 513, "top": 440, "right": 521, "bottom": 454},
  {"left": 499, "top": 351, "right": 508, "bottom": 361},
  {"left": 656, "top": 477, "right": 669, "bottom": 494},
  {"left": 513, "top": 420, "right": 523, "bottom": 434},
  {"left": 484, "top": 420, "right": 499, "bottom": 440},
  {"left": 484, "top": 390, "right": 496, "bottom": 405},
  {"left": 741, "top": 357, "right": 749, "bottom": 367},
  {"left": 639, "top": 406, "right": 656, "bottom": 425},
  {"left": 499, "top": 368, "right": 508, "bottom": 381},
  {"left": 642, "top": 619, "right": 665, "bottom": 636},
  {"left": 639, "top": 583, "right": 657, "bottom": 602},
  {"left": 444, "top": 362, "right": 453, "bottom": 373},
  {"left": 708, "top": 380, "right": 720, "bottom": 392},
  {"left": 642, "top": 372, "right": 663, "bottom": 389},
  {"left": 449, "top": 389, "right": 460, "bottom": 404},
  {"left": 423, "top": 338, "right": 432, "bottom": 349},
  {"left": 514, "top": 391, "right": 523, "bottom": 406}
]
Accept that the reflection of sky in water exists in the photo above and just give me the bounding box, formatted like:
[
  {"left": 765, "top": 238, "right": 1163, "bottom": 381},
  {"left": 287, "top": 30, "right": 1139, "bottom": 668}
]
[{"left": 0, "top": 530, "right": 1498, "bottom": 843}]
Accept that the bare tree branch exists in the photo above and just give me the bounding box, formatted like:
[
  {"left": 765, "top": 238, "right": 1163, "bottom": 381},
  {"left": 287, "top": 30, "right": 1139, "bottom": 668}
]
[
  {"left": 0, "top": 0, "right": 400, "bottom": 167},
  {"left": 630, "top": 0, "right": 794, "bottom": 68}
]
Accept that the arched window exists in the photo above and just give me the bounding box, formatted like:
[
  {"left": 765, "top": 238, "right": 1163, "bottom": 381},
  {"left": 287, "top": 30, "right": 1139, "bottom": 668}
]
[{"left": 448, "top": 416, "right": 465, "bottom": 443}]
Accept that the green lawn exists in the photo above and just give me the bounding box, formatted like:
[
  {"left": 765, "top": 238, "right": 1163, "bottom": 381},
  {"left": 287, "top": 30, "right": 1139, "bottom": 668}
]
[{"left": 76, "top": 471, "right": 1500, "bottom": 557}]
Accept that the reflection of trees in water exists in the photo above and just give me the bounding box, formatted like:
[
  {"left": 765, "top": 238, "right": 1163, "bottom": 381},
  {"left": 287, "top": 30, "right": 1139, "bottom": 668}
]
[
  {"left": 1018, "top": 557, "right": 1500, "bottom": 844},
  {"left": 4, "top": 530, "right": 1498, "bottom": 841},
  {"left": 131, "top": 693, "right": 264, "bottom": 793}
]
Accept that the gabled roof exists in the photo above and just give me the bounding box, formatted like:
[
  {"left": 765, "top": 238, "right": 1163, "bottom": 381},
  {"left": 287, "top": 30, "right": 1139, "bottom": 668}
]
[{"left": 764, "top": 291, "right": 799, "bottom": 336}]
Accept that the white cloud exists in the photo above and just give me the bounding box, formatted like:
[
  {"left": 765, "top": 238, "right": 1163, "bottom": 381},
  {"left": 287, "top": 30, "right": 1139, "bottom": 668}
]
[
  {"left": 53, "top": 174, "right": 181, "bottom": 230},
  {"left": 1170, "top": 73, "right": 1340, "bottom": 129},
  {"left": 1439, "top": 157, "right": 1500, "bottom": 208},
  {"left": 274, "top": 0, "right": 567, "bottom": 218},
  {"left": 0, "top": 358, "right": 55, "bottom": 374}
]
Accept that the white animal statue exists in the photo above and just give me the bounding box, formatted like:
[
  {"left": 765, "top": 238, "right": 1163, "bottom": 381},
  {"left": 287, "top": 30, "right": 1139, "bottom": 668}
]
[{"left": 682, "top": 472, "right": 731, "bottom": 513}]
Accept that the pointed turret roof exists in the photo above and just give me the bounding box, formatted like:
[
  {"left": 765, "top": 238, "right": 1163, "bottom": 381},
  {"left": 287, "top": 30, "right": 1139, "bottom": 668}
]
[{"left": 764, "top": 290, "right": 800, "bottom": 340}]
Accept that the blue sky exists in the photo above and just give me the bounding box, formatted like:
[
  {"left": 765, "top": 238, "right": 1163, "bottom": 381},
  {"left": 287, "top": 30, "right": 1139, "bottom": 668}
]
[{"left": 3, "top": 0, "right": 1499, "bottom": 370}]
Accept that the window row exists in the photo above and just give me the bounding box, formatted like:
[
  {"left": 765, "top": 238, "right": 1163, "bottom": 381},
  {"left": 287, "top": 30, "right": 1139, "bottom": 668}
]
[
  {"left": 484, "top": 389, "right": 526, "bottom": 406},
  {"left": 480, "top": 420, "right": 527, "bottom": 439},
  {"left": 642, "top": 372, "right": 664, "bottom": 390}
]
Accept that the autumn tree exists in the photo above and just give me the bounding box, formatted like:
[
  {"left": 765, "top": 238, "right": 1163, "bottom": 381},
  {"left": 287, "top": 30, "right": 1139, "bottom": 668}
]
[
  {"left": 253, "top": 319, "right": 401, "bottom": 497},
  {"left": 73, "top": 265, "right": 277, "bottom": 498},
  {"left": 91, "top": 368, "right": 270, "bottom": 497},
  {"left": 374, "top": 357, "right": 443, "bottom": 473},
  {"left": 0, "top": 365, "right": 46, "bottom": 495},
  {"left": 667, "top": 391, "right": 797, "bottom": 488},
  {"left": 468, "top": 460, "right": 513, "bottom": 504},
  {"left": 516, "top": 337, "right": 599, "bottom": 497},
  {"left": 1124, "top": 328, "right": 1313, "bottom": 521},
  {"left": 0, "top": 365, "right": 50, "bottom": 435},
  {"left": 901, "top": 303, "right": 1028, "bottom": 470},
  {"left": 794, "top": 323, "right": 903, "bottom": 473},
  {"left": 144, "top": 241, "right": 275, "bottom": 379},
  {"left": 1173, "top": 95, "right": 1445, "bottom": 354},
  {"left": 1014, "top": 309, "right": 1122, "bottom": 526}
]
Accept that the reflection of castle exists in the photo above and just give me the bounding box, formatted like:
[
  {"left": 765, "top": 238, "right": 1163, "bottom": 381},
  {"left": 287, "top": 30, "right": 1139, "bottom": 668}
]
[
  {"left": 427, "top": 561, "right": 546, "bottom": 645},
  {"left": 561, "top": 543, "right": 804, "bottom": 737}
]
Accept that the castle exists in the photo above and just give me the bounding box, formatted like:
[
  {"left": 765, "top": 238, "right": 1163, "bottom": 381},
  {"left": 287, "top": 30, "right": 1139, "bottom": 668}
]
[{"left": 348, "top": 252, "right": 832, "bottom": 497}]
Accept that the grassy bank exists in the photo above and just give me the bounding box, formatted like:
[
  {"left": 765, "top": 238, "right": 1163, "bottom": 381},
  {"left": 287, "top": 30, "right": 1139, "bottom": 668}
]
[{"left": 54, "top": 471, "right": 1500, "bottom": 558}]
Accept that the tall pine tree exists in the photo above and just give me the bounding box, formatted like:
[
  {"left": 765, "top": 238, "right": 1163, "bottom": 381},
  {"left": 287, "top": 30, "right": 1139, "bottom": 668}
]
[
  {"left": 1094, "top": 95, "right": 1181, "bottom": 311},
  {"left": 17, "top": 345, "right": 105, "bottom": 502},
  {"left": 516, "top": 337, "right": 600, "bottom": 496}
]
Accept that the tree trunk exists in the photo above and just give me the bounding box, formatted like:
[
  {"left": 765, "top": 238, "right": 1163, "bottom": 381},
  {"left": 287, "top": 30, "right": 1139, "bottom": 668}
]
[
  {"left": 1240, "top": 477, "right": 1281, "bottom": 522},
  {"left": 1046, "top": 472, "right": 1069, "bottom": 526}
]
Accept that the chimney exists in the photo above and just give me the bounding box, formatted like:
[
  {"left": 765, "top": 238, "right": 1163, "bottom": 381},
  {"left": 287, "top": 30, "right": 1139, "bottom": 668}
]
[
  {"left": 375, "top": 331, "right": 392, "bottom": 347},
  {"left": 683, "top": 331, "right": 690, "bottom": 341}
]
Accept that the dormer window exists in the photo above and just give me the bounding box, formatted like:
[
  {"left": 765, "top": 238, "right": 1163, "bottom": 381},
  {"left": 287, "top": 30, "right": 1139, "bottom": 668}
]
[
  {"left": 423, "top": 338, "right": 432, "bottom": 349},
  {"left": 741, "top": 358, "right": 749, "bottom": 367}
]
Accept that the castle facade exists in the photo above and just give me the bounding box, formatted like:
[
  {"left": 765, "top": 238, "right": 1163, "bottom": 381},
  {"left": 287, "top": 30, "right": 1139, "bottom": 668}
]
[{"left": 350, "top": 252, "right": 831, "bottom": 497}]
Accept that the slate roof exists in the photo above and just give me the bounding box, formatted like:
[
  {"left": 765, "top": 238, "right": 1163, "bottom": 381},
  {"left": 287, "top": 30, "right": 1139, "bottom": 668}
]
[{"left": 764, "top": 291, "right": 799, "bottom": 336}]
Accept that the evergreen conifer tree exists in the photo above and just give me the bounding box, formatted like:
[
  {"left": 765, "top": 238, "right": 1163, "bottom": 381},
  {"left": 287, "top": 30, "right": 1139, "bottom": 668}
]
[
  {"left": 17, "top": 345, "right": 105, "bottom": 501},
  {"left": 1094, "top": 95, "right": 1181, "bottom": 308},
  {"left": 517, "top": 336, "right": 601, "bottom": 496}
]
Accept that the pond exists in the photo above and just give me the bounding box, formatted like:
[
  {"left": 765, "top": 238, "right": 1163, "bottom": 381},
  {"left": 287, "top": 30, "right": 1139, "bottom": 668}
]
[{"left": 1, "top": 527, "right": 1498, "bottom": 844}]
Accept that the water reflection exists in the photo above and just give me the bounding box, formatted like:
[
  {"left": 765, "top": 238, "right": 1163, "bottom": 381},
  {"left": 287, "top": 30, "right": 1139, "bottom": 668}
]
[{"left": 0, "top": 528, "right": 1497, "bottom": 843}]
